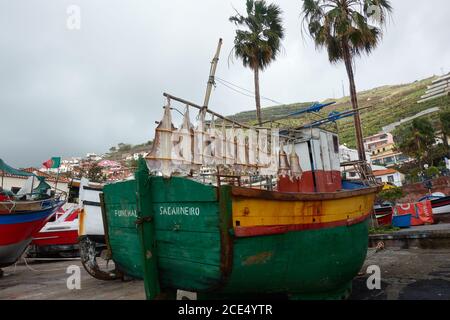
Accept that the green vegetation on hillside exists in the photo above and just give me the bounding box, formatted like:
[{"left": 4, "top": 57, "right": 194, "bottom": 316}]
[
  {"left": 118, "top": 75, "right": 450, "bottom": 152},
  {"left": 228, "top": 76, "right": 450, "bottom": 147},
  {"left": 105, "top": 141, "right": 153, "bottom": 161}
]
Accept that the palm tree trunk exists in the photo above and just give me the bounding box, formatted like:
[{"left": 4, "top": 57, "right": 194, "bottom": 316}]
[
  {"left": 254, "top": 67, "right": 262, "bottom": 126},
  {"left": 343, "top": 44, "right": 366, "bottom": 163},
  {"left": 442, "top": 131, "right": 450, "bottom": 157}
]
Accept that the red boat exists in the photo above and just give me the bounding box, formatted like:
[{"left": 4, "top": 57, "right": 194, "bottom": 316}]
[
  {"left": 29, "top": 205, "right": 81, "bottom": 258},
  {"left": 374, "top": 206, "right": 393, "bottom": 226},
  {"left": 1, "top": 159, "right": 65, "bottom": 270},
  {"left": 0, "top": 199, "right": 64, "bottom": 268}
]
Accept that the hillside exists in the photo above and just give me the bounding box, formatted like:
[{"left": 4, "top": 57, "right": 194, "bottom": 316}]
[
  {"left": 104, "top": 74, "right": 450, "bottom": 155},
  {"left": 229, "top": 75, "right": 450, "bottom": 147}
]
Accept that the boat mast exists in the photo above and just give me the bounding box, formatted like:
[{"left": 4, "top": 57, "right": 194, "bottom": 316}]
[{"left": 202, "top": 38, "right": 223, "bottom": 110}]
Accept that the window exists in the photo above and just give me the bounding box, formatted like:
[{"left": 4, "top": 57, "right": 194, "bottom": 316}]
[
  {"left": 388, "top": 175, "right": 395, "bottom": 183},
  {"left": 373, "top": 160, "right": 382, "bottom": 166},
  {"left": 376, "top": 178, "right": 382, "bottom": 183},
  {"left": 384, "top": 157, "right": 394, "bottom": 164},
  {"left": 333, "top": 135, "right": 339, "bottom": 153},
  {"left": 11, "top": 187, "right": 21, "bottom": 194}
]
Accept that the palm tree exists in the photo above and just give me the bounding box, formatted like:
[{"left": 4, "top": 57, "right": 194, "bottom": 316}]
[
  {"left": 229, "top": 0, "right": 284, "bottom": 126},
  {"left": 439, "top": 110, "right": 450, "bottom": 157},
  {"left": 301, "top": 0, "right": 392, "bottom": 162}
]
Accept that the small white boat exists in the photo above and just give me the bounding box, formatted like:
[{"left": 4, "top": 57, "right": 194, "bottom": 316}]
[{"left": 418, "top": 192, "right": 450, "bottom": 215}]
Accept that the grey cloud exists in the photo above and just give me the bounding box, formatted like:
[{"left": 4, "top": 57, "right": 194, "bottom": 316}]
[{"left": 0, "top": 0, "right": 449, "bottom": 167}]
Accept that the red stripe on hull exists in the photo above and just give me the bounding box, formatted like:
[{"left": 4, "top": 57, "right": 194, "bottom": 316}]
[
  {"left": 234, "top": 213, "right": 370, "bottom": 238},
  {"left": 432, "top": 199, "right": 450, "bottom": 208},
  {"left": 278, "top": 170, "right": 342, "bottom": 193},
  {"left": 0, "top": 219, "right": 49, "bottom": 246},
  {"left": 32, "top": 230, "right": 79, "bottom": 246}
]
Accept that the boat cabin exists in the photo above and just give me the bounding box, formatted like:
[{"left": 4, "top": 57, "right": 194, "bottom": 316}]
[{"left": 278, "top": 128, "right": 342, "bottom": 193}]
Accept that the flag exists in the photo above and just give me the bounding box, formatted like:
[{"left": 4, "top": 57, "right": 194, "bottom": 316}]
[{"left": 43, "top": 157, "right": 61, "bottom": 169}]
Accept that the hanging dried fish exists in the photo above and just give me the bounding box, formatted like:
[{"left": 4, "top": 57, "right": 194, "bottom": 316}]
[
  {"left": 289, "top": 143, "right": 303, "bottom": 180},
  {"left": 203, "top": 115, "right": 214, "bottom": 166},
  {"left": 260, "top": 129, "right": 279, "bottom": 176},
  {"left": 146, "top": 101, "right": 176, "bottom": 177},
  {"left": 171, "top": 106, "right": 194, "bottom": 175},
  {"left": 235, "top": 128, "right": 247, "bottom": 173},
  {"left": 225, "top": 126, "right": 236, "bottom": 166},
  {"left": 193, "top": 109, "right": 207, "bottom": 170},
  {"left": 278, "top": 143, "right": 290, "bottom": 178}
]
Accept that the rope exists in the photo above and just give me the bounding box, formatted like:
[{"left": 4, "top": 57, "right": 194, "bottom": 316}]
[
  {"left": 216, "top": 77, "right": 286, "bottom": 105},
  {"left": 14, "top": 247, "right": 79, "bottom": 273},
  {"left": 21, "top": 256, "right": 71, "bottom": 273}
]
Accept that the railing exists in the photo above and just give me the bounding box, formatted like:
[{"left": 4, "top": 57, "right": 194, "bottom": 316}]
[
  {"left": 0, "top": 194, "right": 64, "bottom": 214},
  {"left": 196, "top": 171, "right": 276, "bottom": 191}
]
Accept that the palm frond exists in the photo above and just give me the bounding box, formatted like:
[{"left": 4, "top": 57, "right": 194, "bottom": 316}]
[
  {"left": 300, "top": 0, "right": 392, "bottom": 62},
  {"left": 229, "top": 0, "right": 285, "bottom": 71}
]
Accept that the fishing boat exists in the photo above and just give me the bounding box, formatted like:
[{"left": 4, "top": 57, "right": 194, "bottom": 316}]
[
  {"left": 373, "top": 205, "right": 394, "bottom": 226},
  {"left": 418, "top": 192, "right": 450, "bottom": 215},
  {"left": 0, "top": 159, "right": 64, "bottom": 270},
  {"left": 76, "top": 178, "right": 120, "bottom": 280},
  {"left": 97, "top": 86, "right": 381, "bottom": 300},
  {"left": 28, "top": 205, "right": 81, "bottom": 258},
  {"left": 91, "top": 39, "right": 380, "bottom": 299}
]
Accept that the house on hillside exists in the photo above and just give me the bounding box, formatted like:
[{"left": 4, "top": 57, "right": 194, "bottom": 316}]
[
  {"left": 0, "top": 167, "right": 70, "bottom": 194},
  {"left": 364, "top": 132, "right": 394, "bottom": 152},
  {"left": 364, "top": 132, "right": 412, "bottom": 167},
  {"left": 373, "top": 168, "right": 405, "bottom": 187}
]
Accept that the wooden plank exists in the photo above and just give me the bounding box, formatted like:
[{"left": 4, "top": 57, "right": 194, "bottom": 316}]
[
  {"left": 231, "top": 185, "right": 381, "bottom": 201},
  {"left": 158, "top": 257, "right": 222, "bottom": 291},
  {"left": 150, "top": 177, "right": 218, "bottom": 203},
  {"left": 135, "top": 159, "right": 160, "bottom": 300}
]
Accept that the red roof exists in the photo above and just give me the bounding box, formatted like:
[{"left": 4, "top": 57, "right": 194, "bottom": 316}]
[
  {"left": 373, "top": 169, "right": 398, "bottom": 176},
  {"left": 1, "top": 167, "right": 69, "bottom": 183}
]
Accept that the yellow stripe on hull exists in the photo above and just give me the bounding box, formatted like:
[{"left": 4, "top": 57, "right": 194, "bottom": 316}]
[{"left": 232, "top": 193, "right": 376, "bottom": 228}]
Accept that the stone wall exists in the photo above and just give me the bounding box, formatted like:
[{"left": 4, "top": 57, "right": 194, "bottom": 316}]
[{"left": 400, "top": 177, "right": 450, "bottom": 203}]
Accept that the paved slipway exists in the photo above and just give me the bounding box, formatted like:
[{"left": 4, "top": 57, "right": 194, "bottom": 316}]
[
  {"left": 0, "top": 260, "right": 145, "bottom": 300},
  {"left": 1, "top": 249, "right": 450, "bottom": 300},
  {"left": 351, "top": 248, "right": 450, "bottom": 300}
]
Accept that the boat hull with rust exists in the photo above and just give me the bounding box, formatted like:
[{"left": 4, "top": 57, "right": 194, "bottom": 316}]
[
  {"left": 0, "top": 200, "right": 64, "bottom": 268},
  {"left": 102, "top": 164, "right": 380, "bottom": 300}
]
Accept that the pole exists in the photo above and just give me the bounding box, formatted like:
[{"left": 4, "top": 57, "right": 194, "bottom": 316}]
[
  {"left": 163, "top": 92, "right": 254, "bottom": 129},
  {"left": 203, "top": 38, "right": 223, "bottom": 109},
  {"left": 31, "top": 175, "right": 35, "bottom": 199},
  {"left": 54, "top": 168, "right": 60, "bottom": 196}
]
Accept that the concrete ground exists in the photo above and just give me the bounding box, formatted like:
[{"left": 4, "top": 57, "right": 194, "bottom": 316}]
[
  {"left": 1, "top": 249, "right": 450, "bottom": 300},
  {"left": 351, "top": 248, "right": 450, "bottom": 300},
  {"left": 0, "top": 259, "right": 145, "bottom": 300}
]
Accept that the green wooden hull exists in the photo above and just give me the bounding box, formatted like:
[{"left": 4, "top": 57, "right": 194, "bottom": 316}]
[{"left": 103, "top": 172, "right": 370, "bottom": 299}]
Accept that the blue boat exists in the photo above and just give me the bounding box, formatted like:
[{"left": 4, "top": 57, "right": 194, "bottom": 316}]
[{"left": 392, "top": 214, "right": 412, "bottom": 228}]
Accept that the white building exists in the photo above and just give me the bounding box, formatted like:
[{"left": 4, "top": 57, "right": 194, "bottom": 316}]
[
  {"left": 373, "top": 168, "right": 405, "bottom": 187},
  {"left": 86, "top": 153, "right": 102, "bottom": 161},
  {"left": 339, "top": 145, "right": 372, "bottom": 163},
  {"left": 1, "top": 168, "right": 70, "bottom": 194}
]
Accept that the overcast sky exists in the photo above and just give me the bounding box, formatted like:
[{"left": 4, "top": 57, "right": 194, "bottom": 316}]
[{"left": 1, "top": 0, "right": 449, "bottom": 168}]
